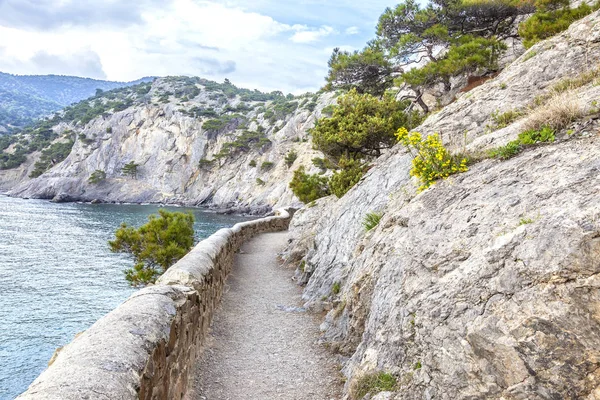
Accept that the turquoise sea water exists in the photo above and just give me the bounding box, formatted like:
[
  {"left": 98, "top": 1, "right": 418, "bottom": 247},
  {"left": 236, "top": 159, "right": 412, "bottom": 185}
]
[{"left": 0, "top": 196, "right": 252, "bottom": 399}]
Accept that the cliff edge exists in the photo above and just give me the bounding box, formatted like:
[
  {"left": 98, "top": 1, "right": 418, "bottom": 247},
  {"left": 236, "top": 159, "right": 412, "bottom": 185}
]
[{"left": 285, "top": 10, "right": 600, "bottom": 399}]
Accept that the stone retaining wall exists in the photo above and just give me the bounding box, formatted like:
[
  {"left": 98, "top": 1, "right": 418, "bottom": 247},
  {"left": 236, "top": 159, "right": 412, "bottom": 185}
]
[{"left": 17, "top": 208, "right": 293, "bottom": 400}]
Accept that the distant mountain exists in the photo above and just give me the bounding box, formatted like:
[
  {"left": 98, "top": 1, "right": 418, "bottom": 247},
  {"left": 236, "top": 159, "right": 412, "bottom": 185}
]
[{"left": 0, "top": 72, "right": 154, "bottom": 133}]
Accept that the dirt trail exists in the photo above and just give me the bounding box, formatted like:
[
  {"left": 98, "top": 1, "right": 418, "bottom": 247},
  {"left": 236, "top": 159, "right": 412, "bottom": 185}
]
[{"left": 187, "top": 231, "right": 342, "bottom": 400}]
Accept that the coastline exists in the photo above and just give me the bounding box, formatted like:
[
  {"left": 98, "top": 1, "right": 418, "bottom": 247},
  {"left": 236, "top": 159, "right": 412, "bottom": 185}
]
[{"left": 0, "top": 192, "right": 276, "bottom": 217}]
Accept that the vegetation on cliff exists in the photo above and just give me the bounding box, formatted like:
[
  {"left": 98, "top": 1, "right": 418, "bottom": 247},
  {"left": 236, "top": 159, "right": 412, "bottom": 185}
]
[
  {"left": 0, "top": 75, "right": 306, "bottom": 182},
  {"left": 519, "top": 0, "right": 600, "bottom": 48},
  {"left": 325, "top": 0, "right": 594, "bottom": 111},
  {"left": 0, "top": 82, "right": 153, "bottom": 170},
  {"left": 109, "top": 210, "right": 195, "bottom": 286},
  {"left": 287, "top": 0, "right": 597, "bottom": 205},
  {"left": 0, "top": 72, "right": 153, "bottom": 132},
  {"left": 289, "top": 166, "right": 331, "bottom": 203},
  {"left": 290, "top": 88, "right": 421, "bottom": 202},
  {"left": 396, "top": 127, "right": 468, "bottom": 191}
]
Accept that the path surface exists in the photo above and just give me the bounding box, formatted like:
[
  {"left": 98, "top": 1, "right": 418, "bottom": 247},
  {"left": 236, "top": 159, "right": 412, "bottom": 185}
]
[{"left": 186, "top": 231, "right": 342, "bottom": 400}]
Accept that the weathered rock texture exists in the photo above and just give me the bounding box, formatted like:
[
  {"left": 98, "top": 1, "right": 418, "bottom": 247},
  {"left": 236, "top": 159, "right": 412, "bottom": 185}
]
[
  {"left": 16, "top": 209, "right": 292, "bottom": 400},
  {"left": 0, "top": 81, "right": 333, "bottom": 213},
  {"left": 284, "top": 10, "right": 600, "bottom": 400}
]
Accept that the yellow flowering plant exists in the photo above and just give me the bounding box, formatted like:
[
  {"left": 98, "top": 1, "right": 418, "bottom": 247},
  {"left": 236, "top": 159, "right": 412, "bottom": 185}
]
[{"left": 395, "top": 127, "right": 468, "bottom": 191}]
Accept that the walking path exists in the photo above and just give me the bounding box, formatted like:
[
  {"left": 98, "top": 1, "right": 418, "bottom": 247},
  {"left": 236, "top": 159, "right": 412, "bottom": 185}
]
[{"left": 186, "top": 231, "right": 342, "bottom": 400}]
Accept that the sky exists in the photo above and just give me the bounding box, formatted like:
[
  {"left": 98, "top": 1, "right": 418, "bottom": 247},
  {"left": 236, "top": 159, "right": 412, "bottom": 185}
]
[{"left": 0, "top": 0, "right": 394, "bottom": 94}]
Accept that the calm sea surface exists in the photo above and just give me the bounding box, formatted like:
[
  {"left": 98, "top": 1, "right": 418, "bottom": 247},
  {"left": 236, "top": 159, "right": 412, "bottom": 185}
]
[{"left": 0, "top": 196, "right": 252, "bottom": 399}]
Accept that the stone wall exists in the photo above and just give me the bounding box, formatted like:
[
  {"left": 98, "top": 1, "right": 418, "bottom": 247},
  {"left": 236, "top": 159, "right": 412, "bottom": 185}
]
[{"left": 17, "top": 208, "right": 293, "bottom": 400}]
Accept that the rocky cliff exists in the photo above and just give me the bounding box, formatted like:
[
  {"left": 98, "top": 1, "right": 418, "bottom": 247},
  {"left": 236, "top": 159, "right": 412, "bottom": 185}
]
[
  {"left": 285, "top": 10, "right": 600, "bottom": 399},
  {"left": 0, "top": 78, "right": 334, "bottom": 213}
]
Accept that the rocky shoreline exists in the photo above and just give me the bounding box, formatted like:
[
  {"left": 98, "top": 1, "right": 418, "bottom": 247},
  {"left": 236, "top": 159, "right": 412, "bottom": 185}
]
[{"left": 1, "top": 191, "right": 276, "bottom": 216}]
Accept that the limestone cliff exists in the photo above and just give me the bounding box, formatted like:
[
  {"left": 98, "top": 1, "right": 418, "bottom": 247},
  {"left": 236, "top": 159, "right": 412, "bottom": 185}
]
[
  {"left": 0, "top": 78, "right": 334, "bottom": 213},
  {"left": 285, "top": 10, "right": 600, "bottom": 399}
]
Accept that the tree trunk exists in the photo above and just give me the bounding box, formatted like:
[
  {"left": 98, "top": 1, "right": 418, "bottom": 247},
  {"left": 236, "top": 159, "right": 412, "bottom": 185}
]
[{"left": 415, "top": 91, "right": 429, "bottom": 114}]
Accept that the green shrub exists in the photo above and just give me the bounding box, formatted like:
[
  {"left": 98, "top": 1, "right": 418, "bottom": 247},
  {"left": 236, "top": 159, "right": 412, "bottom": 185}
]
[
  {"left": 122, "top": 161, "right": 139, "bottom": 179},
  {"left": 198, "top": 158, "right": 213, "bottom": 169},
  {"left": 221, "top": 130, "right": 272, "bottom": 156},
  {"left": 271, "top": 99, "right": 299, "bottom": 119},
  {"left": 488, "top": 141, "right": 521, "bottom": 159},
  {"left": 519, "top": 3, "right": 598, "bottom": 48},
  {"left": 88, "top": 170, "right": 106, "bottom": 184},
  {"left": 329, "top": 157, "right": 366, "bottom": 198},
  {"left": 109, "top": 210, "right": 195, "bottom": 286},
  {"left": 249, "top": 159, "right": 257, "bottom": 167},
  {"left": 518, "top": 126, "right": 556, "bottom": 144},
  {"left": 256, "top": 178, "right": 265, "bottom": 185},
  {"left": 29, "top": 140, "right": 74, "bottom": 178},
  {"left": 489, "top": 109, "right": 524, "bottom": 131},
  {"left": 488, "top": 126, "right": 555, "bottom": 159},
  {"left": 332, "top": 282, "right": 341, "bottom": 295},
  {"left": 305, "top": 101, "right": 317, "bottom": 112},
  {"left": 202, "top": 115, "right": 244, "bottom": 132},
  {"left": 363, "top": 212, "right": 383, "bottom": 231},
  {"left": 284, "top": 150, "right": 298, "bottom": 167},
  {"left": 350, "top": 372, "right": 397, "bottom": 400},
  {"left": 106, "top": 127, "right": 113, "bottom": 133},
  {"left": 261, "top": 161, "right": 275, "bottom": 171},
  {"left": 400, "top": 36, "right": 507, "bottom": 95},
  {"left": 321, "top": 104, "right": 336, "bottom": 116},
  {"left": 396, "top": 128, "right": 468, "bottom": 192},
  {"left": 289, "top": 166, "right": 331, "bottom": 203},
  {"left": 78, "top": 133, "right": 94, "bottom": 145},
  {"left": 312, "top": 157, "right": 334, "bottom": 173},
  {"left": 312, "top": 89, "right": 421, "bottom": 161}
]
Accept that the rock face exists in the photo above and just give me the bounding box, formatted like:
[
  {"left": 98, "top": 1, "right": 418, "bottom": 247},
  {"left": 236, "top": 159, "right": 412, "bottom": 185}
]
[
  {"left": 285, "top": 10, "right": 600, "bottom": 399},
  {"left": 0, "top": 79, "right": 334, "bottom": 213}
]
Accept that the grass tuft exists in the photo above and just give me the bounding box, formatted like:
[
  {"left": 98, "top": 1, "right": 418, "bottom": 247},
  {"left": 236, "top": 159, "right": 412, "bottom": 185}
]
[
  {"left": 332, "top": 281, "right": 341, "bottom": 295},
  {"left": 363, "top": 212, "right": 383, "bottom": 231},
  {"left": 488, "top": 126, "right": 555, "bottom": 160},
  {"left": 519, "top": 217, "right": 534, "bottom": 225},
  {"left": 523, "top": 93, "right": 584, "bottom": 132},
  {"left": 349, "top": 372, "right": 397, "bottom": 400}
]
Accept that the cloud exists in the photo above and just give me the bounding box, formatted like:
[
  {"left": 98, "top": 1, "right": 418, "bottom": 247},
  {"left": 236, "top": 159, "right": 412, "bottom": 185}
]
[
  {"left": 0, "top": 0, "right": 392, "bottom": 93},
  {"left": 30, "top": 50, "right": 107, "bottom": 79},
  {"left": 0, "top": 47, "right": 106, "bottom": 79},
  {"left": 0, "top": 0, "right": 166, "bottom": 30},
  {"left": 290, "top": 26, "right": 336, "bottom": 44},
  {"left": 345, "top": 26, "right": 360, "bottom": 35},
  {"left": 191, "top": 57, "right": 236, "bottom": 75}
]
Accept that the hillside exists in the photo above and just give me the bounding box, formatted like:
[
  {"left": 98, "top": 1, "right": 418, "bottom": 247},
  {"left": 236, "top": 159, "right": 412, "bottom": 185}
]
[
  {"left": 283, "top": 9, "right": 600, "bottom": 399},
  {"left": 0, "top": 77, "right": 333, "bottom": 213},
  {"left": 4, "top": 1, "right": 600, "bottom": 398},
  {"left": 0, "top": 72, "right": 153, "bottom": 132}
]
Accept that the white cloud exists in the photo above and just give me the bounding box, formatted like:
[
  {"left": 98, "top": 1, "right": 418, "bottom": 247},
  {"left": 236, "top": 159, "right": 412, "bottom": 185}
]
[
  {"left": 0, "top": 0, "right": 390, "bottom": 92},
  {"left": 345, "top": 26, "right": 360, "bottom": 35},
  {"left": 290, "top": 26, "right": 336, "bottom": 44}
]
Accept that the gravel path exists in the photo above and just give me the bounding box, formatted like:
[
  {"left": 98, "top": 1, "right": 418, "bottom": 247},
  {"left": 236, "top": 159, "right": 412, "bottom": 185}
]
[{"left": 186, "top": 231, "right": 342, "bottom": 400}]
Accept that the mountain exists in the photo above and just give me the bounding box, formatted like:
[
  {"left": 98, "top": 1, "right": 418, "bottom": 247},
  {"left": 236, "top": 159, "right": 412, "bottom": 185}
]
[
  {"left": 0, "top": 72, "right": 154, "bottom": 132},
  {"left": 0, "top": 76, "right": 332, "bottom": 213},
  {"left": 3, "top": 5, "right": 600, "bottom": 399}
]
